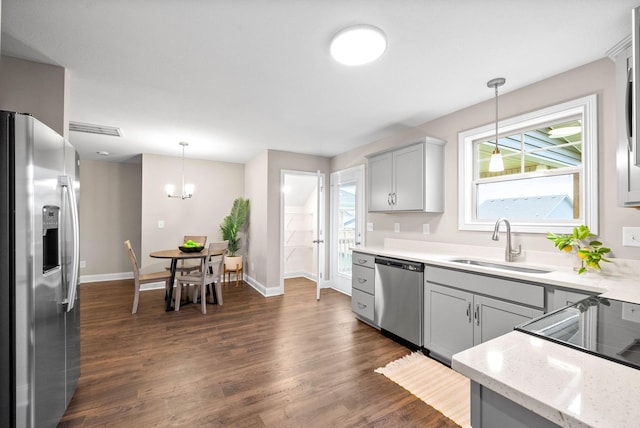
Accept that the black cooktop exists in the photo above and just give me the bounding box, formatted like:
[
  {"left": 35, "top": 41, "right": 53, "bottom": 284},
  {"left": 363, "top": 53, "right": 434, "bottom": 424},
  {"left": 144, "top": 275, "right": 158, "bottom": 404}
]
[{"left": 516, "top": 296, "right": 640, "bottom": 370}]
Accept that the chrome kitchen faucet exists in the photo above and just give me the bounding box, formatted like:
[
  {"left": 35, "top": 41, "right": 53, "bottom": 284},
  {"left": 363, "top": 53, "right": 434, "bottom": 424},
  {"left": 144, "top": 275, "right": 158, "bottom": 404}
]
[{"left": 492, "top": 217, "right": 521, "bottom": 262}]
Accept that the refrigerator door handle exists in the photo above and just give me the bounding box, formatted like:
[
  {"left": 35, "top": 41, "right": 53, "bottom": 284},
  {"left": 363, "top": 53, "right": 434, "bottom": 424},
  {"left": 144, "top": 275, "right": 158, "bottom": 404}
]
[{"left": 59, "top": 175, "right": 80, "bottom": 312}]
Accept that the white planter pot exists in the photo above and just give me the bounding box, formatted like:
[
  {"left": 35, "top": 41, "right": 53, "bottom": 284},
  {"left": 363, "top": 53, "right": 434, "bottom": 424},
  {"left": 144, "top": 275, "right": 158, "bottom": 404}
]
[
  {"left": 224, "top": 255, "right": 243, "bottom": 272},
  {"left": 223, "top": 255, "right": 244, "bottom": 286}
]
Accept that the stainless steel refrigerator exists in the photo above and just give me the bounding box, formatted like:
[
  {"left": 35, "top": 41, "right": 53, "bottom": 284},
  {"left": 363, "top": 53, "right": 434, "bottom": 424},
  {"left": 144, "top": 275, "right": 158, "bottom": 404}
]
[{"left": 1, "top": 111, "right": 80, "bottom": 428}]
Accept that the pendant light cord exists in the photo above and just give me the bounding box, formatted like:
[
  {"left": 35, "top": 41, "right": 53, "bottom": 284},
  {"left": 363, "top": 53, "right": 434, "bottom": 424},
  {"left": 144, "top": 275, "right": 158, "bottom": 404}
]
[
  {"left": 181, "top": 143, "right": 186, "bottom": 195},
  {"left": 487, "top": 77, "right": 506, "bottom": 152},
  {"left": 495, "top": 84, "right": 499, "bottom": 152}
]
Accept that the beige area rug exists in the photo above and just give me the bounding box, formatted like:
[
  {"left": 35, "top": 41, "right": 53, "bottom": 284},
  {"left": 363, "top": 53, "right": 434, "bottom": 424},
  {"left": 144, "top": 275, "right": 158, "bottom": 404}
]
[{"left": 375, "top": 352, "right": 470, "bottom": 428}]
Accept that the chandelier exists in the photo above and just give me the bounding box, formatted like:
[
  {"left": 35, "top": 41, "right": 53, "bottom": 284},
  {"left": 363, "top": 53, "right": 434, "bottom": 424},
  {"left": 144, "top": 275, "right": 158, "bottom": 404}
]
[{"left": 165, "top": 142, "right": 194, "bottom": 199}]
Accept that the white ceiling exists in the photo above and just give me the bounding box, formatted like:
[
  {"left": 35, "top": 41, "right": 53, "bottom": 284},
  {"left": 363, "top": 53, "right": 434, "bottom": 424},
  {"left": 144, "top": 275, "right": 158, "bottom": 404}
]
[{"left": 1, "top": 1, "right": 638, "bottom": 163}]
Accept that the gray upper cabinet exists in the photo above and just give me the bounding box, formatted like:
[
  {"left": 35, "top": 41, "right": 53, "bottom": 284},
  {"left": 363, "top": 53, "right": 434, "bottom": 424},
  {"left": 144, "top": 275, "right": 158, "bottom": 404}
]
[
  {"left": 368, "top": 151, "right": 395, "bottom": 212},
  {"left": 615, "top": 43, "right": 640, "bottom": 206},
  {"left": 367, "top": 138, "right": 446, "bottom": 212}
]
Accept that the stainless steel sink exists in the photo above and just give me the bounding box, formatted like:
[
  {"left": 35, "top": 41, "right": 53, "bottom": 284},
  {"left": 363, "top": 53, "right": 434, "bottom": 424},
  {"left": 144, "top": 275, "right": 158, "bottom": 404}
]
[{"left": 448, "top": 258, "right": 551, "bottom": 274}]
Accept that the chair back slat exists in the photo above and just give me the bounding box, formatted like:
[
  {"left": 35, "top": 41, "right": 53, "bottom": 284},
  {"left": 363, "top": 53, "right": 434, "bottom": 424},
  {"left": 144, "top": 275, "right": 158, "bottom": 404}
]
[
  {"left": 124, "top": 240, "right": 140, "bottom": 277},
  {"left": 204, "top": 241, "right": 228, "bottom": 281}
]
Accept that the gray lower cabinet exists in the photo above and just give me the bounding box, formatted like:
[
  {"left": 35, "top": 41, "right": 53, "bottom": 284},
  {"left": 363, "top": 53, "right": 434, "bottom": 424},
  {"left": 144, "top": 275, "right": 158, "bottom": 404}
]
[
  {"left": 424, "top": 266, "right": 544, "bottom": 365},
  {"left": 549, "top": 288, "right": 593, "bottom": 312},
  {"left": 425, "top": 283, "right": 543, "bottom": 364},
  {"left": 351, "top": 252, "right": 377, "bottom": 327},
  {"left": 426, "top": 284, "right": 474, "bottom": 360},
  {"left": 471, "top": 382, "right": 560, "bottom": 428}
]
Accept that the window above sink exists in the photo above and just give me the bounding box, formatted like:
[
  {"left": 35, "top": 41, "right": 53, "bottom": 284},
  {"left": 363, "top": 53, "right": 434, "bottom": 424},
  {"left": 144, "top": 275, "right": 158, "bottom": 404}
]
[{"left": 458, "top": 94, "right": 598, "bottom": 234}]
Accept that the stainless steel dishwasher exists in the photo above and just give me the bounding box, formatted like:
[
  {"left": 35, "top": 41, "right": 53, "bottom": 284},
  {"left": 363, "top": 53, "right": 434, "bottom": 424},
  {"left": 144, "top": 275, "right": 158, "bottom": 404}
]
[{"left": 374, "top": 256, "right": 424, "bottom": 348}]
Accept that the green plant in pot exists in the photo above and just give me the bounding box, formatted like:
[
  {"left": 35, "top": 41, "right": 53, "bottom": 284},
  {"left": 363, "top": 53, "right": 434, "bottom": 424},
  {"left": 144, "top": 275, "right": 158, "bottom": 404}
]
[
  {"left": 220, "top": 197, "right": 249, "bottom": 274},
  {"left": 547, "top": 225, "right": 611, "bottom": 274}
]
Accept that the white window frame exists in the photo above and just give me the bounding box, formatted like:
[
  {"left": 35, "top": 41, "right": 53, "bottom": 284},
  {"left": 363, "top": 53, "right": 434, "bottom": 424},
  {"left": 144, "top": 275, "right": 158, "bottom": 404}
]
[{"left": 458, "top": 94, "right": 598, "bottom": 234}]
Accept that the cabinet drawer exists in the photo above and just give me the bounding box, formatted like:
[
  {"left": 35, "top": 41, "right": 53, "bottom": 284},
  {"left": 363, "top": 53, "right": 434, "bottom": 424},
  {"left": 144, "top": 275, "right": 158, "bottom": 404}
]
[
  {"left": 352, "top": 264, "right": 375, "bottom": 294},
  {"left": 352, "top": 252, "right": 375, "bottom": 269},
  {"left": 426, "top": 265, "right": 545, "bottom": 309},
  {"left": 352, "top": 289, "right": 374, "bottom": 321}
]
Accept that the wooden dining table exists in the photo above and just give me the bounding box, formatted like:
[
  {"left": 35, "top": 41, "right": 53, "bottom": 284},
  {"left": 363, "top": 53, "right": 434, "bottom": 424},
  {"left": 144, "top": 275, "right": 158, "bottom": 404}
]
[{"left": 149, "top": 248, "right": 225, "bottom": 311}]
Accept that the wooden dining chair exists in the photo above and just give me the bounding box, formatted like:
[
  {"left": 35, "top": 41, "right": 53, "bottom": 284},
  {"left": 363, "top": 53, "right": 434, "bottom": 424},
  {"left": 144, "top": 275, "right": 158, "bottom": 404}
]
[
  {"left": 124, "top": 240, "right": 172, "bottom": 314},
  {"left": 175, "top": 241, "right": 228, "bottom": 314},
  {"left": 169, "top": 234, "right": 207, "bottom": 299}
]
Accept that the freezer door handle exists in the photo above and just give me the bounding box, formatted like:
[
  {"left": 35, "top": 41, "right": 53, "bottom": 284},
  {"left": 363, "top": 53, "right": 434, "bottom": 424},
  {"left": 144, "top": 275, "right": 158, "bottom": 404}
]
[{"left": 60, "top": 175, "right": 80, "bottom": 312}]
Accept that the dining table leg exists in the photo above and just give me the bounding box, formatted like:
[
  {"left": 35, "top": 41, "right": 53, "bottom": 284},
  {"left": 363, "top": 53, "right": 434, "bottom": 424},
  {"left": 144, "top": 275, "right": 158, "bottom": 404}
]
[{"left": 166, "top": 258, "right": 178, "bottom": 311}]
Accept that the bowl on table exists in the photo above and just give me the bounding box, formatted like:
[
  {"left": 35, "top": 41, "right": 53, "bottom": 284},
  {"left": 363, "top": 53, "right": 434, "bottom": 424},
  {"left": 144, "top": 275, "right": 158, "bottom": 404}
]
[{"left": 178, "top": 245, "right": 204, "bottom": 253}]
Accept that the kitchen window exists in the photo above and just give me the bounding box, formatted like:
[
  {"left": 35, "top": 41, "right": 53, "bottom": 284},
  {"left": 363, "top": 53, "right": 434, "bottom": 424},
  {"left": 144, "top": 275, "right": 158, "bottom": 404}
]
[{"left": 458, "top": 94, "right": 598, "bottom": 234}]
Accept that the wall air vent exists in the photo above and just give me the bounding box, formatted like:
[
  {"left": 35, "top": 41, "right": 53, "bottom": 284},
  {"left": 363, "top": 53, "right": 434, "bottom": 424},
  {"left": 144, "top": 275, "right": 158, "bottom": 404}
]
[{"left": 69, "top": 121, "right": 123, "bottom": 137}]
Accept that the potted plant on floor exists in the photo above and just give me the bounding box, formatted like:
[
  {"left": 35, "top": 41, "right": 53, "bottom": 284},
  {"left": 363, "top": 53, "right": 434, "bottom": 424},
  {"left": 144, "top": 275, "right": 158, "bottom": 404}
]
[{"left": 220, "top": 197, "right": 250, "bottom": 276}]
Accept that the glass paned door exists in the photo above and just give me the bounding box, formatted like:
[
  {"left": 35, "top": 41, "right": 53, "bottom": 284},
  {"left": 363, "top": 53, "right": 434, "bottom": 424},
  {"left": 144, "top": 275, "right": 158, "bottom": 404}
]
[
  {"left": 330, "top": 166, "right": 364, "bottom": 295},
  {"left": 336, "top": 183, "right": 356, "bottom": 276}
]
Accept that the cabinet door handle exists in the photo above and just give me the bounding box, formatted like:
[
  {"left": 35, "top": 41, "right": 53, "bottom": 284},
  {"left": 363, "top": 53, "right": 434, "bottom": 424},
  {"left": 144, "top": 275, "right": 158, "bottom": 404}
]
[
  {"left": 357, "top": 277, "right": 367, "bottom": 284},
  {"left": 627, "top": 67, "right": 633, "bottom": 151},
  {"left": 474, "top": 304, "right": 480, "bottom": 326},
  {"left": 387, "top": 193, "right": 392, "bottom": 206},
  {"left": 466, "top": 302, "right": 472, "bottom": 323},
  {"left": 357, "top": 258, "right": 368, "bottom": 265},
  {"left": 357, "top": 302, "right": 367, "bottom": 309},
  {"left": 392, "top": 192, "right": 397, "bottom": 205}
]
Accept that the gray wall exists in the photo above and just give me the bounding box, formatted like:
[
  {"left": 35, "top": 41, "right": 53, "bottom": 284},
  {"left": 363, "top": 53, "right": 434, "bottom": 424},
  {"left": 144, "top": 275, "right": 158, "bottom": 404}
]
[
  {"left": 0, "top": 55, "right": 69, "bottom": 138},
  {"left": 79, "top": 159, "right": 142, "bottom": 277},
  {"left": 332, "top": 58, "right": 640, "bottom": 261},
  {"left": 139, "top": 153, "right": 245, "bottom": 272},
  {"left": 244, "top": 150, "right": 330, "bottom": 293}
]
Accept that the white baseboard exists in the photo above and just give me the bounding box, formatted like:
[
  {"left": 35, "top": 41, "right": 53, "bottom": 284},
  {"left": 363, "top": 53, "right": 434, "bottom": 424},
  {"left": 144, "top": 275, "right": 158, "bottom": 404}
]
[
  {"left": 284, "top": 271, "right": 316, "bottom": 281},
  {"left": 80, "top": 271, "right": 165, "bottom": 291},
  {"left": 241, "top": 274, "right": 283, "bottom": 297},
  {"left": 80, "top": 271, "right": 285, "bottom": 296},
  {"left": 80, "top": 272, "right": 132, "bottom": 284}
]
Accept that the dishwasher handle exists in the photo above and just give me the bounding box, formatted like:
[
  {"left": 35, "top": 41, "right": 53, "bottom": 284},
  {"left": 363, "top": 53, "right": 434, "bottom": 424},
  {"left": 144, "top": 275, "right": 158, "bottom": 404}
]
[{"left": 374, "top": 256, "right": 424, "bottom": 272}]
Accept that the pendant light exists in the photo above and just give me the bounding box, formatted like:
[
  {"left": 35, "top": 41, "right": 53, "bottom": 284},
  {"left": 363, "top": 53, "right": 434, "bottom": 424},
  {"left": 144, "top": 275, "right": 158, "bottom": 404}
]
[
  {"left": 487, "top": 77, "right": 506, "bottom": 172},
  {"left": 165, "top": 142, "right": 195, "bottom": 199}
]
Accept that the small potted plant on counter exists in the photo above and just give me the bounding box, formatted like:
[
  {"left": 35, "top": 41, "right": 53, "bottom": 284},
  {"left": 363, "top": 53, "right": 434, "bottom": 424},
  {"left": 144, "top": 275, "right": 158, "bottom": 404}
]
[{"left": 547, "top": 224, "right": 611, "bottom": 274}]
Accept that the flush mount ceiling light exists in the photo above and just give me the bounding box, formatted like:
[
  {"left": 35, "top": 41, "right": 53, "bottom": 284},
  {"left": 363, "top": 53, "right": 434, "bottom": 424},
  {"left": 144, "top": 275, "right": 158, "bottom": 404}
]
[
  {"left": 548, "top": 125, "right": 582, "bottom": 138},
  {"left": 487, "top": 77, "right": 506, "bottom": 173},
  {"left": 165, "top": 142, "right": 195, "bottom": 200},
  {"left": 330, "top": 25, "right": 387, "bottom": 66}
]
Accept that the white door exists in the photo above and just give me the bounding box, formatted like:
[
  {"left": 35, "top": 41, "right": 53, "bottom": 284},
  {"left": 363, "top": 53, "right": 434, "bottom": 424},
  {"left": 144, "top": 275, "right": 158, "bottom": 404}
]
[
  {"left": 330, "top": 165, "right": 365, "bottom": 295},
  {"left": 315, "top": 171, "right": 325, "bottom": 300}
]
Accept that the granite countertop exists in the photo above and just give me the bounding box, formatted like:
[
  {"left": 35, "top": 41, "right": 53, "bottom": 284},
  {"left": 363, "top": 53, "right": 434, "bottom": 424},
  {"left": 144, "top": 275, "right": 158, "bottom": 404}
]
[
  {"left": 355, "top": 239, "right": 640, "bottom": 427},
  {"left": 452, "top": 331, "right": 640, "bottom": 428}
]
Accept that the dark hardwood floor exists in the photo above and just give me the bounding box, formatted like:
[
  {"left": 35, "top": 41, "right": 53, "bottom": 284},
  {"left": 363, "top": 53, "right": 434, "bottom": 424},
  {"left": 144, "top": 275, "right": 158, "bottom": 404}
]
[{"left": 59, "top": 278, "right": 459, "bottom": 427}]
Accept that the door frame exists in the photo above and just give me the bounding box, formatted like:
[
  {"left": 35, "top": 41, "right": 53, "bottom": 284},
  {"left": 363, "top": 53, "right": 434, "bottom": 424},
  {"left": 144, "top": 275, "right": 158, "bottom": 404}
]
[
  {"left": 279, "top": 169, "right": 327, "bottom": 294},
  {"left": 329, "top": 165, "right": 365, "bottom": 296}
]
